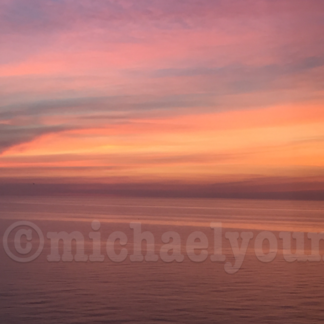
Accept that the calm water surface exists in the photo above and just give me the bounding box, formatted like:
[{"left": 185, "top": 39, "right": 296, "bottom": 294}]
[{"left": 1, "top": 196, "right": 324, "bottom": 323}]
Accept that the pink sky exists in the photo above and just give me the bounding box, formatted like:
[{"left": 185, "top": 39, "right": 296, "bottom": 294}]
[{"left": 1, "top": 0, "right": 324, "bottom": 197}]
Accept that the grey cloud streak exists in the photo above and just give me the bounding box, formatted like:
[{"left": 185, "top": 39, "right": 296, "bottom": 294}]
[{"left": 0, "top": 124, "right": 72, "bottom": 154}]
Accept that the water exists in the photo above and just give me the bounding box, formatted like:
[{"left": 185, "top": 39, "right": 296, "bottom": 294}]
[{"left": 1, "top": 196, "right": 324, "bottom": 323}]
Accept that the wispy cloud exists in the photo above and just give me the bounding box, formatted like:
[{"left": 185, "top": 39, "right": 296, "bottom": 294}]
[{"left": 1, "top": 0, "right": 324, "bottom": 195}]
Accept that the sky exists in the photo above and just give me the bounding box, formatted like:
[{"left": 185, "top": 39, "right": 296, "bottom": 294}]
[{"left": 1, "top": 0, "right": 324, "bottom": 197}]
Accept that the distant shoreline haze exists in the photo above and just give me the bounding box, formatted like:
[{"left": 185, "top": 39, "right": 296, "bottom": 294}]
[{"left": 1, "top": 178, "right": 324, "bottom": 200}]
